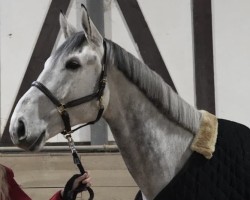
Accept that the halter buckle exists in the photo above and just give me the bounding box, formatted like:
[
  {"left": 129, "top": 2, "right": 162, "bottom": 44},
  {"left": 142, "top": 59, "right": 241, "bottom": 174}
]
[
  {"left": 57, "top": 104, "right": 66, "bottom": 114},
  {"left": 101, "top": 78, "right": 107, "bottom": 84},
  {"left": 100, "top": 78, "right": 107, "bottom": 88},
  {"left": 99, "top": 96, "right": 104, "bottom": 109}
]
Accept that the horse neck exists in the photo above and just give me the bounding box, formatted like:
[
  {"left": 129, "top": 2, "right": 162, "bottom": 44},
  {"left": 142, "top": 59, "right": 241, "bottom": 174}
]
[{"left": 104, "top": 65, "right": 196, "bottom": 200}]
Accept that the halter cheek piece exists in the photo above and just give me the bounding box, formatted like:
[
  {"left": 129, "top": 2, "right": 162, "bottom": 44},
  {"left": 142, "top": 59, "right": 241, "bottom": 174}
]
[{"left": 31, "top": 40, "right": 107, "bottom": 200}]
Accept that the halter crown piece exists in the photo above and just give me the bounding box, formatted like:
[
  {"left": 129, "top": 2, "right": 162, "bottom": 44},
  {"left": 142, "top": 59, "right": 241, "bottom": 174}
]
[{"left": 31, "top": 40, "right": 107, "bottom": 200}]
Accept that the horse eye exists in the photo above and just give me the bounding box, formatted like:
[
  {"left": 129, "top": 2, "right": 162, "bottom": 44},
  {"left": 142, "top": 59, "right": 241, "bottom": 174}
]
[{"left": 65, "top": 60, "right": 81, "bottom": 70}]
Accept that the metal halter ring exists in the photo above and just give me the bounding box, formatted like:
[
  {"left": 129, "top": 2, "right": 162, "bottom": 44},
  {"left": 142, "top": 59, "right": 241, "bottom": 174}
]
[{"left": 57, "top": 104, "right": 66, "bottom": 114}]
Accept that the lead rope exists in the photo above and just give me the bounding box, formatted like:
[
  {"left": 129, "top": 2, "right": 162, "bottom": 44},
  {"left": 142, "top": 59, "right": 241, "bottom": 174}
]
[{"left": 65, "top": 133, "right": 94, "bottom": 200}]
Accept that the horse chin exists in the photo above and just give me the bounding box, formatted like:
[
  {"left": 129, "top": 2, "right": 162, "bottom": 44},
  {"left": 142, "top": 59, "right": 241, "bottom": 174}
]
[{"left": 26, "top": 131, "right": 46, "bottom": 152}]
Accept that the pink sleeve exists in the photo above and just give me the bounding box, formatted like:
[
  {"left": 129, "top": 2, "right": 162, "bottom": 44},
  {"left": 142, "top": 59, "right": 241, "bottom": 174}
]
[{"left": 50, "top": 190, "right": 63, "bottom": 200}]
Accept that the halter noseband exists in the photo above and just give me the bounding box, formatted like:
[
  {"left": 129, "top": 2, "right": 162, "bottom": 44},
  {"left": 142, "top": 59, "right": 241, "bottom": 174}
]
[{"left": 31, "top": 40, "right": 107, "bottom": 137}]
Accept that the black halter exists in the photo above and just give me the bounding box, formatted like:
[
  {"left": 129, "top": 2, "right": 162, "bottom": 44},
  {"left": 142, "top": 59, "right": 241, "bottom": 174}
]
[{"left": 31, "top": 40, "right": 107, "bottom": 137}]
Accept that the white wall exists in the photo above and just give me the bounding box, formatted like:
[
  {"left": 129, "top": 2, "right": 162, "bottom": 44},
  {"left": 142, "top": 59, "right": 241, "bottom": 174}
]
[
  {"left": 212, "top": 0, "right": 250, "bottom": 126},
  {"left": 0, "top": 0, "right": 52, "bottom": 133},
  {"left": 1, "top": 0, "right": 250, "bottom": 143}
]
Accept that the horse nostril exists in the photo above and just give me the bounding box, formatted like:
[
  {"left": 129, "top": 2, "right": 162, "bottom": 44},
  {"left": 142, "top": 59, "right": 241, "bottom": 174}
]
[{"left": 17, "top": 120, "right": 27, "bottom": 141}]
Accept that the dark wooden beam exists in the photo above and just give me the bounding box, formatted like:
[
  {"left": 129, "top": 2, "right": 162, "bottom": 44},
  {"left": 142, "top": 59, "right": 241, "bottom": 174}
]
[
  {"left": 192, "top": 0, "right": 216, "bottom": 114},
  {"left": 86, "top": 0, "right": 108, "bottom": 145},
  {"left": 116, "top": 0, "right": 177, "bottom": 92},
  {"left": 1, "top": 0, "right": 71, "bottom": 146}
]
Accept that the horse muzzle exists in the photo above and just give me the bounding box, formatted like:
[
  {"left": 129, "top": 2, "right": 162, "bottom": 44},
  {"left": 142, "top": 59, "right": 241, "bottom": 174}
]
[{"left": 9, "top": 118, "right": 46, "bottom": 151}]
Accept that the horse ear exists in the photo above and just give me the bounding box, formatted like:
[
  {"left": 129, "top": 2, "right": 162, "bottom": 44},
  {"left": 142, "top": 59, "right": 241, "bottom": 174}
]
[
  {"left": 59, "top": 12, "right": 77, "bottom": 39},
  {"left": 81, "top": 4, "right": 103, "bottom": 46}
]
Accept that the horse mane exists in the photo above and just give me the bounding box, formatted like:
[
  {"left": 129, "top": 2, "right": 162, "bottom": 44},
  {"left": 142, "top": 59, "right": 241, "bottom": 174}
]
[{"left": 105, "top": 39, "right": 202, "bottom": 134}]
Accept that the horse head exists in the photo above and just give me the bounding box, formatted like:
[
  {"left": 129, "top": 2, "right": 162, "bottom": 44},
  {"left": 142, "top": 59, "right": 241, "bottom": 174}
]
[{"left": 9, "top": 8, "right": 110, "bottom": 151}]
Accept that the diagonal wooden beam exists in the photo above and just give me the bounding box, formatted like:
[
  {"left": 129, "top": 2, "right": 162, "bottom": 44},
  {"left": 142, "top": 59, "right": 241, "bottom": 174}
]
[
  {"left": 116, "top": 0, "right": 177, "bottom": 92},
  {"left": 192, "top": 0, "right": 216, "bottom": 114},
  {"left": 1, "top": 0, "right": 71, "bottom": 146}
]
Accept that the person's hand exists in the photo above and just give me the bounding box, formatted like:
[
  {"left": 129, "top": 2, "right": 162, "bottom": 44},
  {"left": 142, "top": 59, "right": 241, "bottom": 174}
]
[
  {"left": 72, "top": 172, "right": 91, "bottom": 191},
  {"left": 62, "top": 172, "right": 92, "bottom": 200}
]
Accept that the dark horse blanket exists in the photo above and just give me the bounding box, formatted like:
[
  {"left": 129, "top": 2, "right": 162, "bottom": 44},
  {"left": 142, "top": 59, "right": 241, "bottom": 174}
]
[{"left": 153, "top": 119, "right": 250, "bottom": 200}]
